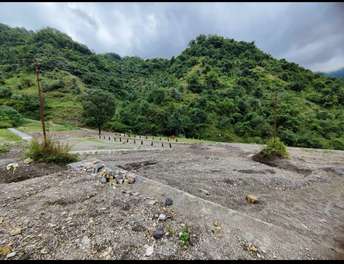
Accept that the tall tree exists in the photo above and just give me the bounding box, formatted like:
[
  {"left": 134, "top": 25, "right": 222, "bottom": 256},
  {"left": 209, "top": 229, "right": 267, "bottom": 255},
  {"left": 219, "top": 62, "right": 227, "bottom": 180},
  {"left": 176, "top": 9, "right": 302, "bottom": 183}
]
[{"left": 81, "top": 89, "right": 116, "bottom": 136}]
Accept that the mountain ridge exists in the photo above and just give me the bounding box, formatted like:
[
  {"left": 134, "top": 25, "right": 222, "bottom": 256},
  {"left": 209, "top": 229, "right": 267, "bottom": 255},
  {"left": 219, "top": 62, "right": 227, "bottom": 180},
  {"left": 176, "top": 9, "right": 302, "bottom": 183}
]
[{"left": 1, "top": 23, "right": 344, "bottom": 150}]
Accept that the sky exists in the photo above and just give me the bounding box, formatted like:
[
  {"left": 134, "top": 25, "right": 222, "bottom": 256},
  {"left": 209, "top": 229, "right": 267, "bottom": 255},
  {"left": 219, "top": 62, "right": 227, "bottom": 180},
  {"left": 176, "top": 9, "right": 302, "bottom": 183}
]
[{"left": 0, "top": 2, "right": 343, "bottom": 72}]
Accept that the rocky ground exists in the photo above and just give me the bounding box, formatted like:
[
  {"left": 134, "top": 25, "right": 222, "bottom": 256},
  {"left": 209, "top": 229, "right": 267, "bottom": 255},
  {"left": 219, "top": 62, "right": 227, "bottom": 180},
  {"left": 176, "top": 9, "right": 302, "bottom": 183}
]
[{"left": 0, "top": 131, "right": 343, "bottom": 260}]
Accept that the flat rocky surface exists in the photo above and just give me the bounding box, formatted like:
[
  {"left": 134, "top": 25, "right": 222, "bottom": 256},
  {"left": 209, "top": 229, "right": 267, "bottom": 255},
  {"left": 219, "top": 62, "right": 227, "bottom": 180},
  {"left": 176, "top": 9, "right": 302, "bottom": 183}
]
[{"left": 1, "top": 130, "right": 344, "bottom": 259}]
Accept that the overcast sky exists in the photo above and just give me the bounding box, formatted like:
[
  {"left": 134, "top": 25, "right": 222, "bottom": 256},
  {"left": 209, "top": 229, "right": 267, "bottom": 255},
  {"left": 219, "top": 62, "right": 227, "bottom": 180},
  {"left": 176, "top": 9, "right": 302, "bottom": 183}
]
[{"left": 0, "top": 2, "right": 343, "bottom": 72}]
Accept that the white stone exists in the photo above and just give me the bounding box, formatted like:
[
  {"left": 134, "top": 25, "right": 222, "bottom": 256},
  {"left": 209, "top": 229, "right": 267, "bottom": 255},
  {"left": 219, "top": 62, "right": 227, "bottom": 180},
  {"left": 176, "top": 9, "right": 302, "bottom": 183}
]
[
  {"left": 6, "top": 252, "right": 16, "bottom": 258},
  {"left": 144, "top": 245, "right": 154, "bottom": 257}
]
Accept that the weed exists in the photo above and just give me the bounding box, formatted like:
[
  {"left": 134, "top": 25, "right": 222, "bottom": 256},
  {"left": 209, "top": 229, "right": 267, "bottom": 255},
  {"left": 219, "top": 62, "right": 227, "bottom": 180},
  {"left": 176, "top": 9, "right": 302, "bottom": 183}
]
[
  {"left": 0, "top": 143, "right": 10, "bottom": 154},
  {"left": 259, "top": 137, "right": 289, "bottom": 160},
  {"left": 179, "top": 225, "right": 190, "bottom": 248},
  {"left": 26, "top": 138, "right": 78, "bottom": 164}
]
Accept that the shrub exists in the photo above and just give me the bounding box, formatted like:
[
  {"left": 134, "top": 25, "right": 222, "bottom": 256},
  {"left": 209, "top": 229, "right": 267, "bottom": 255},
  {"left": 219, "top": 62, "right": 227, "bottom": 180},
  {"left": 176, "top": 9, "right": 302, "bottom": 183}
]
[
  {"left": 17, "top": 78, "right": 34, "bottom": 89},
  {"left": 0, "top": 105, "right": 23, "bottom": 128},
  {"left": 179, "top": 225, "right": 190, "bottom": 248},
  {"left": 26, "top": 138, "right": 78, "bottom": 164},
  {"left": 259, "top": 137, "right": 289, "bottom": 160},
  {"left": 42, "top": 79, "right": 64, "bottom": 91},
  {"left": 0, "top": 143, "right": 10, "bottom": 154},
  {"left": 0, "top": 86, "right": 12, "bottom": 98}
]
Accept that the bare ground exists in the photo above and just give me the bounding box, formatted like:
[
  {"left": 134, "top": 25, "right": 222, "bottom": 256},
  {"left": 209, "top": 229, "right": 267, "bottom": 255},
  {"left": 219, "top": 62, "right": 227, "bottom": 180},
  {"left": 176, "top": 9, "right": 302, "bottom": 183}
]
[{"left": 0, "top": 130, "right": 344, "bottom": 259}]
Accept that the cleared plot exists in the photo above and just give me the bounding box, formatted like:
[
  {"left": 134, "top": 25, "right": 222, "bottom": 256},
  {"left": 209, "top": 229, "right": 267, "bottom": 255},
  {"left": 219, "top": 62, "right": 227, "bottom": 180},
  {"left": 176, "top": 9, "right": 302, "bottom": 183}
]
[{"left": 93, "top": 142, "right": 344, "bottom": 258}]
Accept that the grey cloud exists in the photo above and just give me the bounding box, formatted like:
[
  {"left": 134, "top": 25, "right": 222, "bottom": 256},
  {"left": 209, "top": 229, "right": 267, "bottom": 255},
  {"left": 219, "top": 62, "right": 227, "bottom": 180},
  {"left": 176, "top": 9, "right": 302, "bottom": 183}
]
[
  {"left": 68, "top": 6, "right": 99, "bottom": 30},
  {"left": 0, "top": 2, "right": 343, "bottom": 72}
]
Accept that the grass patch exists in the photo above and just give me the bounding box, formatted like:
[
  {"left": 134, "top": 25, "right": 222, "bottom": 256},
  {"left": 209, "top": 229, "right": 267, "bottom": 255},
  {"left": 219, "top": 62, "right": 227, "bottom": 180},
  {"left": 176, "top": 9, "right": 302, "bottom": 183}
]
[
  {"left": 179, "top": 225, "right": 190, "bottom": 248},
  {"left": 0, "top": 143, "right": 10, "bottom": 154},
  {"left": 0, "top": 128, "right": 21, "bottom": 143},
  {"left": 26, "top": 138, "right": 79, "bottom": 164},
  {"left": 17, "top": 118, "right": 78, "bottom": 133}
]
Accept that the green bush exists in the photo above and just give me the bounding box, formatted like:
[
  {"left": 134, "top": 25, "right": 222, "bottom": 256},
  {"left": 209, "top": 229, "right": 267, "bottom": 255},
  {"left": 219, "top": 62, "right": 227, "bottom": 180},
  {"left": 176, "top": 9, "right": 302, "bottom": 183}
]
[
  {"left": 26, "top": 138, "right": 78, "bottom": 164},
  {"left": 179, "top": 225, "right": 190, "bottom": 248},
  {"left": 0, "top": 86, "right": 12, "bottom": 98},
  {"left": 17, "top": 78, "right": 34, "bottom": 89},
  {"left": 0, "top": 143, "right": 10, "bottom": 154},
  {"left": 260, "top": 137, "right": 289, "bottom": 159},
  {"left": 0, "top": 105, "right": 23, "bottom": 128}
]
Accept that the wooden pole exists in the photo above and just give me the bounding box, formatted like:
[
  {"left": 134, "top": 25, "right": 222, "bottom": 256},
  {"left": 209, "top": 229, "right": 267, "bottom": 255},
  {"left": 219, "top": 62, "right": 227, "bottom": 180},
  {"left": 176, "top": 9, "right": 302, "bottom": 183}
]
[
  {"left": 35, "top": 61, "right": 47, "bottom": 146},
  {"left": 272, "top": 87, "right": 278, "bottom": 143}
]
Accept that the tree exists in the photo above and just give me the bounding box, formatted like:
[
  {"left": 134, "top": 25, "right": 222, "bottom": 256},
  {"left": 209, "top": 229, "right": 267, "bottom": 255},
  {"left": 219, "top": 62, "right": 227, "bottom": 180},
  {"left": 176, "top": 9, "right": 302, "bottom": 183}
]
[
  {"left": 187, "top": 73, "right": 203, "bottom": 93},
  {"left": 0, "top": 105, "right": 23, "bottom": 128},
  {"left": 81, "top": 89, "right": 116, "bottom": 136}
]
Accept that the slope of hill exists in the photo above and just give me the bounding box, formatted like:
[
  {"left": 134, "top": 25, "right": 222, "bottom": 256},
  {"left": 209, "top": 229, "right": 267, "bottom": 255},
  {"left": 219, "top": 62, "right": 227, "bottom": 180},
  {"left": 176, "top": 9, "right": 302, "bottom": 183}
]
[
  {"left": 322, "top": 68, "right": 344, "bottom": 79},
  {"left": 0, "top": 23, "right": 344, "bottom": 150}
]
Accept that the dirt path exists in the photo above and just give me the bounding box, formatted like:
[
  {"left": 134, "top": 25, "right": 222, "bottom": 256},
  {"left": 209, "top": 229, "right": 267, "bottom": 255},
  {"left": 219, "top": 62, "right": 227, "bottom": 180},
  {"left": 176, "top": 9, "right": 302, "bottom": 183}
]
[{"left": 7, "top": 128, "right": 32, "bottom": 141}]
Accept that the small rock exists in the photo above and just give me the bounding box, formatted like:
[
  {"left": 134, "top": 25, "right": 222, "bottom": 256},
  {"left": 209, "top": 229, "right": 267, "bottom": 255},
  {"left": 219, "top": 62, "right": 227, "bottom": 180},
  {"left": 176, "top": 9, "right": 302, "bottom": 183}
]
[
  {"left": 40, "top": 248, "right": 48, "bottom": 254},
  {"left": 126, "top": 173, "right": 136, "bottom": 184},
  {"left": 6, "top": 251, "right": 16, "bottom": 258},
  {"left": 165, "top": 198, "right": 173, "bottom": 206},
  {"left": 132, "top": 223, "right": 146, "bottom": 232},
  {"left": 116, "top": 174, "right": 124, "bottom": 181},
  {"left": 94, "top": 163, "right": 105, "bottom": 173},
  {"left": 246, "top": 194, "right": 258, "bottom": 204},
  {"left": 10, "top": 228, "right": 22, "bottom": 236},
  {"left": 158, "top": 214, "right": 167, "bottom": 221},
  {"left": 117, "top": 179, "right": 124, "bottom": 184},
  {"left": 121, "top": 203, "right": 131, "bottom": 211},
  {"left": 6, "top": 162, "right": 18, "bottom": 173},
  {"left": 247, "top": 243, "right": 258, "bottom": 253},
  {"left": 0, "top": 217, "right": 3, "bottom": 224},
  {"left": 80, "top": 236, "right": 91, "bottom": 251},
  {"left": 0, "top": 245, "right": 12, "bottom": 256},
  {"left": 144, "top": 245, "right": 154, "bottom": 257},
  {"left": 99, "top": 246, "right": 112, "bottom": 259},
  {"left": 199, "top": 189, "right": 210, "bottom": 196},
  {"left": 153, "top": 226, "right": 165, "bottom": 239},
  {"left": 100, "top": 176, "right": 107, "bottom": 184},
  {"left": 23, "top": 158, "right": 33, "bottom": 164},
  {"left": 146, "top": 199, "right": 157, "bottom": 206}
]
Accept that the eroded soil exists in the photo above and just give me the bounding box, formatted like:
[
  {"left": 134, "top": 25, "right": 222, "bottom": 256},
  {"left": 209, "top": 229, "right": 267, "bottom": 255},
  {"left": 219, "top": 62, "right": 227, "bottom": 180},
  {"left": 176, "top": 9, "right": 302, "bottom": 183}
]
[{"left": 1, "top": 130, "right": 344, "bottom": 259}]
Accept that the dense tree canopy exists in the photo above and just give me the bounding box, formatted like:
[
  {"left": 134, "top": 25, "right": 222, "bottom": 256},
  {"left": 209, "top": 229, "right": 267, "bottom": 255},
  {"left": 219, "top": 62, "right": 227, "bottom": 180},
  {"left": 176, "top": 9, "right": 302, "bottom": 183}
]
[{"left": 1, "top": 23, "right": 344, "bottom": 149}]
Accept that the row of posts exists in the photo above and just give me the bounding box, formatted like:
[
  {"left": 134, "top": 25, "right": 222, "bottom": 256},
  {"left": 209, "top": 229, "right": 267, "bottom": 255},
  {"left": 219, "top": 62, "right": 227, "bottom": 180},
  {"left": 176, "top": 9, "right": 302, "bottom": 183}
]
[{"left": 98, "top": 133, "right": 177, "bottom": 148}]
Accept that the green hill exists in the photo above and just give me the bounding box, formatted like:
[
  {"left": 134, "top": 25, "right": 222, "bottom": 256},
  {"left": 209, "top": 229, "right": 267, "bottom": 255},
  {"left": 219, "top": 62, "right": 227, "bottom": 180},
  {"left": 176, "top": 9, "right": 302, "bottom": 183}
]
[{"left": 1, "top": 23, "right": 344, "bottom": 150}]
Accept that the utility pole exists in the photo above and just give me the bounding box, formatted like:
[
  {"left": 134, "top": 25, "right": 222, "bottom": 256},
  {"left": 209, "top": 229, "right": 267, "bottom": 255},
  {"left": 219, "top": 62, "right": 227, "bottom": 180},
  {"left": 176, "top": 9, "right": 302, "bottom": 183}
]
[
  {"left": 272, "top": 87, "right": 278, "bottom": 143},
  {"left": 35, "top": 60, "right": 47, "bottom": 146}
]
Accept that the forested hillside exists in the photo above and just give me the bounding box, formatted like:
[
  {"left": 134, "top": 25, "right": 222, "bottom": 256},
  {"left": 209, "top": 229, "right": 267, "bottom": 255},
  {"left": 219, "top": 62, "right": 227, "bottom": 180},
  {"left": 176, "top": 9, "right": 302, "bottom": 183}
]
[{"left": 1, "top": 23, "right": 344, "bottom": 149}]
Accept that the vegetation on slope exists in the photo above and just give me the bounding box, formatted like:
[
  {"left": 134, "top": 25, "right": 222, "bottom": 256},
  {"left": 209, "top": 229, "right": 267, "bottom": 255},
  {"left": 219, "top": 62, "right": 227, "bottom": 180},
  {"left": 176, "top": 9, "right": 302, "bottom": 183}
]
[{"left": 1, "top": 23, "right": 344, "bottom": 149}]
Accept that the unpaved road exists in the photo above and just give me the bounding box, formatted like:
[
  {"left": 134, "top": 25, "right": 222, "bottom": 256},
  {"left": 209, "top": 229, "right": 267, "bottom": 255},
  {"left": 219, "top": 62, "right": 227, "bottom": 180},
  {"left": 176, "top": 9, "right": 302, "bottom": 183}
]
[{"left": 1, "top": 130, "right": 344, "bottom": 259}]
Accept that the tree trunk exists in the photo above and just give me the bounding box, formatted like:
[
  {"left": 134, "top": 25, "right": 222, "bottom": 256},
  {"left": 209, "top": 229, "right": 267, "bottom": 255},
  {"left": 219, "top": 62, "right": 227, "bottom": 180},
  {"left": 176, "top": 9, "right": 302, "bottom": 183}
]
[{"left": 98, "top": 126, "right": 101, "bottom": 136}]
